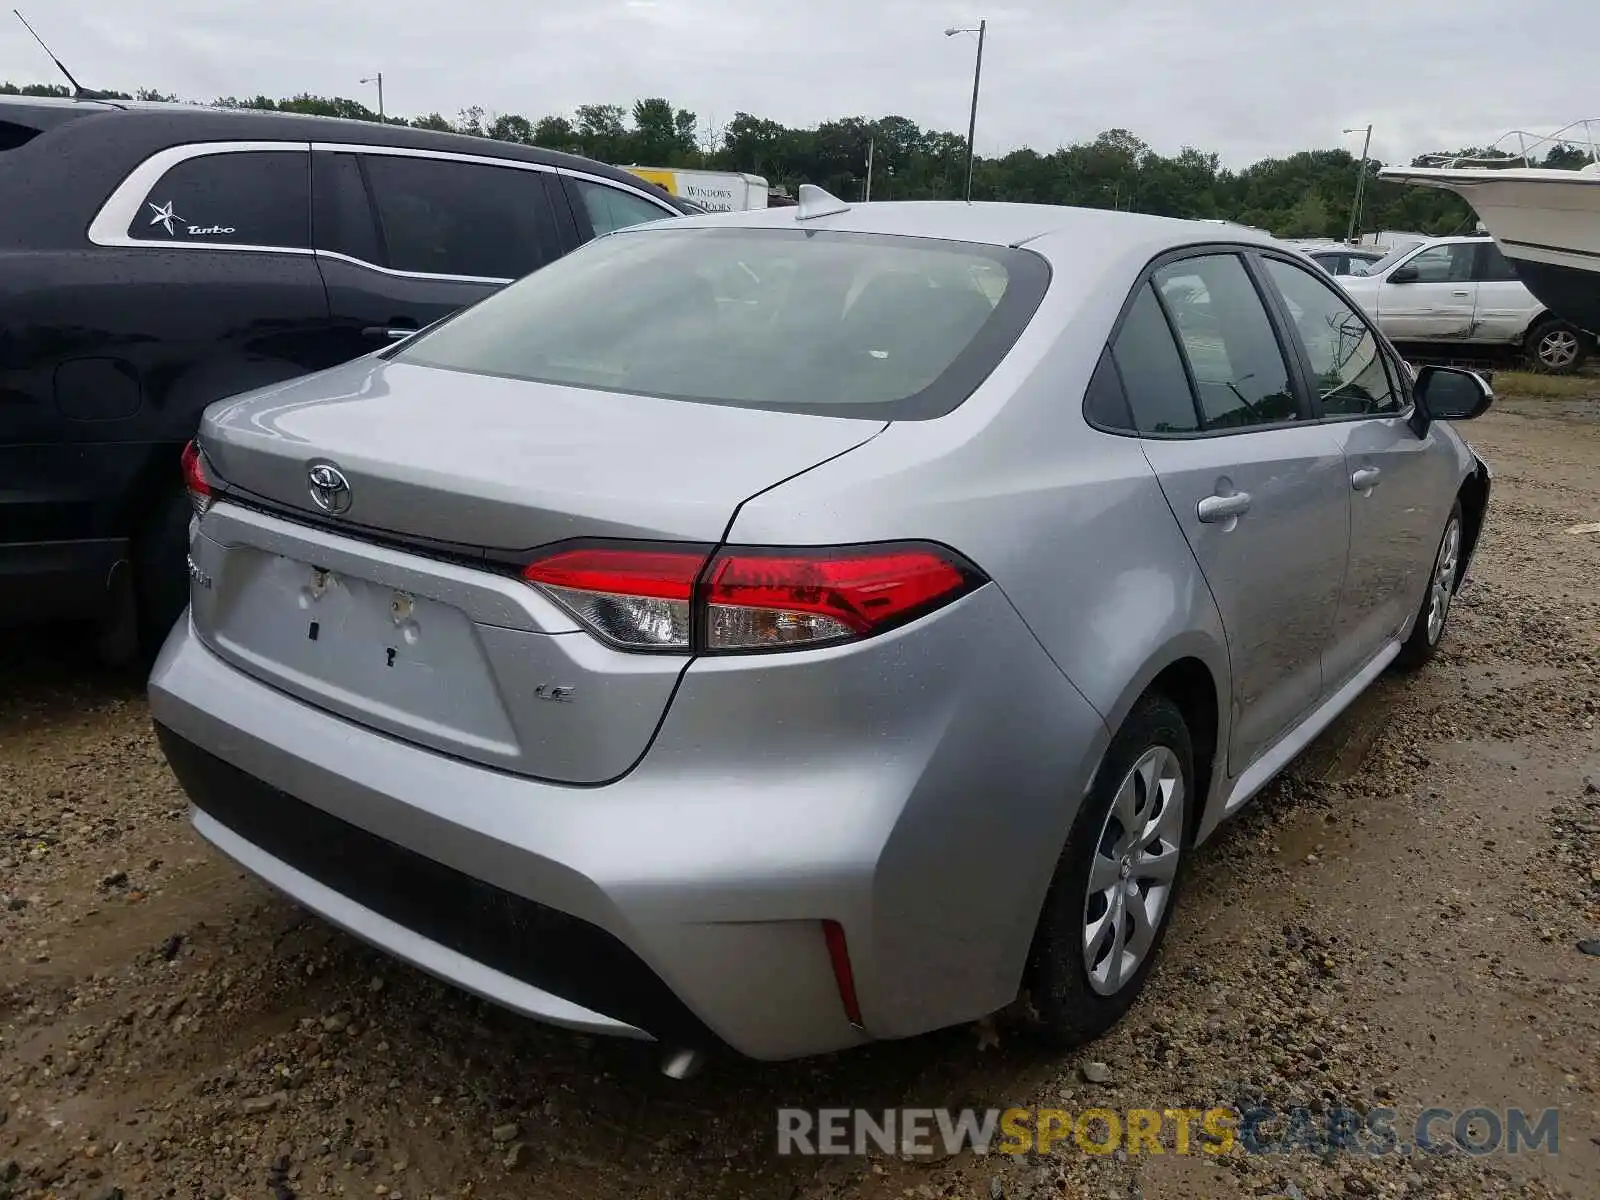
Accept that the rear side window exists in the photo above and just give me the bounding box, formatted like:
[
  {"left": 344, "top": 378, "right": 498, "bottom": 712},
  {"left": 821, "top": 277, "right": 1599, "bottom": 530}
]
[
  {"left": 361, "top": 155, "right": 557, "bottom": 280},
  {"left": 1475, "top": 242, "right": 1520, "bottom": 282},
  {"left": 129, "top": 150, "right": 310, "bottom": 248},
  {"left": 1154, "top": 255, "right": 1300, "bottom": 430},
  {"left": 568, "top": 178, "right": 674, "bottom": 237},
  {"left": 1111, "top": 284, "right": 1200, "bottom": 434},
  {"left": 393, "top": 226, "right": 1050, "bottom": 420}
]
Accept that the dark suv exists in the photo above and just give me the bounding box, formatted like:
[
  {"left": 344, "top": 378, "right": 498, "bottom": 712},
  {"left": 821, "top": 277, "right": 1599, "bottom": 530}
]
[{"left": 0, "top": 96, "right": 695, "bottom": 660}]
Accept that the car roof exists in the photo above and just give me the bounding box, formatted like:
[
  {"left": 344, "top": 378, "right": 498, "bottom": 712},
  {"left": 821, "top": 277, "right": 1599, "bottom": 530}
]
[
  {"left": 657, "top": 199, "right": 1284, "bottom": 256},
  {"left": 0, "top": 95, "right": 689, "bottom": 208}
]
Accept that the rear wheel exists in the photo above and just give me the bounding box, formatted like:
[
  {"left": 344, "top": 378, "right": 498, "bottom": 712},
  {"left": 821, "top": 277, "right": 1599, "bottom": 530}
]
[
  {"left": 1394, "top": 502, "right": 1463, "bottom": 672},
  {"left": 1024, "top": 693, "right": 1192, "bottom": 1047},
  {"left": 1525, "top": 318, "right": 1588, "bottom": 374}
]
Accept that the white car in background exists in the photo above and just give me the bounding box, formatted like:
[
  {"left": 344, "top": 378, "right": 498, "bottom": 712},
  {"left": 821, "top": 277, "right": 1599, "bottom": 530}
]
[{"left": 1339, "top": 234, "right": 1591, "bottom": 373}]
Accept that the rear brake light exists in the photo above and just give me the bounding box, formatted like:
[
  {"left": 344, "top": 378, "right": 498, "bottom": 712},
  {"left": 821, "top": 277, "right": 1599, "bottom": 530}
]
[
  {"left": 180, "top": 440, "right": 214, "bottom": 515},
  {"left": 521, "top": 541, "right": 982, "bottom": 654},
  {"left": 704, "top": 547, "right": 973, "bottom": 651},
  {"left": 522, "top": 546, "right": 706, "bottom": 650}
]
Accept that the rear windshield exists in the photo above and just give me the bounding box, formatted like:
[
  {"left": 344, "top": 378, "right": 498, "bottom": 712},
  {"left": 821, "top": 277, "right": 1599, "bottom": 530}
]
[{"left": 393, "top": 226, "right": 1051, "bottom": 420}]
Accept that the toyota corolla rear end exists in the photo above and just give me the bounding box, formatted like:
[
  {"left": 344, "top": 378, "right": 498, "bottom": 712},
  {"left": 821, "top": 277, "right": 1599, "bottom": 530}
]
[{"left": 149, "top": 215, "right": 1108, "bottom": 1060}]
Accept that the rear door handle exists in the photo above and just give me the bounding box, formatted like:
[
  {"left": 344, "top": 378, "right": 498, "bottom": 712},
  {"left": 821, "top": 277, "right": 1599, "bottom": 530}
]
[
  {"left": 1196, "top": 492, "right": 1252, "bottom": 523},
  {"left": 1351, "top": 467, "right": 1382, "bottom": 491},
  {"left": 362, "top": 326, "right": 418, "bottom": 343}
]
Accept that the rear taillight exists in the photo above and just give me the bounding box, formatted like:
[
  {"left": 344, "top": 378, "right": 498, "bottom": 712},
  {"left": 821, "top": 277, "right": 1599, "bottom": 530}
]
[
  {"left": 521, "top": 541, "right": 983, "bottom": 654},
  {"left": 181, "top": 440, "right": 215, "bottom": 515}
]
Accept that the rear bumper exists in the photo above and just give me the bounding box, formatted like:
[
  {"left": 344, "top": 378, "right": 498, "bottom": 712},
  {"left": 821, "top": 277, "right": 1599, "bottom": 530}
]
[{"left": 150, "top": 589, "right": 1108, "bottom": 1060}]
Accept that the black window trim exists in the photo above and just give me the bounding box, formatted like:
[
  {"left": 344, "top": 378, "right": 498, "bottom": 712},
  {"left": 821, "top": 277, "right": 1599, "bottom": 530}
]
[
  {"left": 1089, "top": 242, "right": 1318, "bottom": 441},
  {"left": 1250, "top": 247, "right": 1415, "bottom": 425}
]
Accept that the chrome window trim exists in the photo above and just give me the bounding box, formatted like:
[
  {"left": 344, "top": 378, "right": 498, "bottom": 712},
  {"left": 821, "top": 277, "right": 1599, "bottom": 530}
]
[
  {"left": 87, "top": 139, "right": 314, "bottom": 249},
  {"left": 555, "top": 166, "right": 683, "bottom": 216},
  {"left": 88, "top": 139, "right": 680, "bottom": 282}
]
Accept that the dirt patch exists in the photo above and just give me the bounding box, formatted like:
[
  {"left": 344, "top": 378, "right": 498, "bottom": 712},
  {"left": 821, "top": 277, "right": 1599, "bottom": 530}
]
[{"left": 4, "top": 381, "right": 1599, "bottom": 1200}]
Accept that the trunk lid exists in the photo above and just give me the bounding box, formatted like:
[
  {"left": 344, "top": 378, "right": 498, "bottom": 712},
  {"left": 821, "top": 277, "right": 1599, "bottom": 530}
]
[
  {"left": 200, "top": 357, "right": 883, "bottom": 549},
  {"left": 189, "top": 357, "right": 885, "bottom": 784}
]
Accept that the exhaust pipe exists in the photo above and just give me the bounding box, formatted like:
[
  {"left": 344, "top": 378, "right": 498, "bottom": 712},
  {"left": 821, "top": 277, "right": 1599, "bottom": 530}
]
[{"left": 660, "top": 1048, "right": 703, "bottom": 1080}]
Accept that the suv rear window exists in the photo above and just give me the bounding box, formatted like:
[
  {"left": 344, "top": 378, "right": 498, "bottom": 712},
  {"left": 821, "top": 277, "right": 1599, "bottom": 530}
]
[{"left": 393, "top": 226, "right": 1051, "bottom": 420}]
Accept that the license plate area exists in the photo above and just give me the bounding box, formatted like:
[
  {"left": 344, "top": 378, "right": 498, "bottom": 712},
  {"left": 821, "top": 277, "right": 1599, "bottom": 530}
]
[{"left": 210, "top": 550, "right": 519, "bottom": 756}]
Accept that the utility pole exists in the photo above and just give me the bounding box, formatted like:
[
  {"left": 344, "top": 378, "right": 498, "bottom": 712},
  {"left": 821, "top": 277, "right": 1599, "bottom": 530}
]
[
  {"left": 1344, "top": 123, "right": 1373, "bottom": 244},
  {"left": 864, "top": 136, "right": 874, "bottom": 201},
  {"left": 945, "top": 19, "right": 986, "bottom": 202},
  {"left": 361, "top": 72, "right": 384, "bottom": 121}
]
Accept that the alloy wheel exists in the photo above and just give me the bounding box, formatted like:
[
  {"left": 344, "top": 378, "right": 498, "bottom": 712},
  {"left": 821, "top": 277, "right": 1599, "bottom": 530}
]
[
  {"left": 1537, "top": 328, "right": 1580, "bottom": 371},
  {"left": 1427, "top": 516, "right": 1462, "bottom": 645},
  {"left": 1082, "top": 745, "right": 1184, "bottom": 996}
]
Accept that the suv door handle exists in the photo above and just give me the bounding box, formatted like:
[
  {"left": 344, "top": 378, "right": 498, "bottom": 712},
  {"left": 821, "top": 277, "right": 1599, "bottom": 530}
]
[
  {"left": 1197, "top": 492, "right": 1252, "bottom": 523},
  {"left": 1450, "top": 289, "right": 1472, "bottom": 297},
  {"left": 362, "top": 326, "right": 418, "bottom": 343},
  {"left": 1351, "top": 467, "right": 1382, "bottom": 491}
]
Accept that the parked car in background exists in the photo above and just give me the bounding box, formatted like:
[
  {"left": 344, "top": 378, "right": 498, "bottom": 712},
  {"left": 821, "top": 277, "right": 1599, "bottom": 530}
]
[
  {"left": 1299, "top": 244, "right": 1388, "bottom": 277},
  {"left": 1339, "top": 234, "right": 1591, "bottom": 373},
  {"left": 152, "top": 196, "right": 1492, "bottom": 1067},
  {"left": 0, "top": 95, "right": 695, "bottom": 662}
]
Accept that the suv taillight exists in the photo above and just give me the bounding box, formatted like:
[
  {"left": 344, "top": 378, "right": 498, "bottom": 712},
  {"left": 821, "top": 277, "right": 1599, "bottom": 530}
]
[
  {"left": 522, "top": 542, "right": 984, "bottom": 654},
  {"left": 180, "top": 440, "right": 215, "bottom": 515}
]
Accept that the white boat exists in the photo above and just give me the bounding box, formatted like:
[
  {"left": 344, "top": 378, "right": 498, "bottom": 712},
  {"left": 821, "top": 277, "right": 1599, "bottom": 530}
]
[{"left": 1379, "top": 120, "right": 1600, "bottom": 335}]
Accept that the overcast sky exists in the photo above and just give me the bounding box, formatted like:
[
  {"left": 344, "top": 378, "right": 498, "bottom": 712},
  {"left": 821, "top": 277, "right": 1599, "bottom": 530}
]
[{"left": 4, "top": 0, "right": 1596, "bottom": 168}]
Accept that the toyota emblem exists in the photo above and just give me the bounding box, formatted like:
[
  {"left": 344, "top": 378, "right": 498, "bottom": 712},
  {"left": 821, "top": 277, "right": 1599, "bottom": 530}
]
[{"left": 307, "top": 463, "right": 352, "bottom": 515}]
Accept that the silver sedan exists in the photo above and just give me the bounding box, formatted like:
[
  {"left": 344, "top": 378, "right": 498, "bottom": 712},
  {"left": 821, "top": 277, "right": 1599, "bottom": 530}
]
[{"left": 151, "top": 190, "right": 1493, "bottom": 1067}]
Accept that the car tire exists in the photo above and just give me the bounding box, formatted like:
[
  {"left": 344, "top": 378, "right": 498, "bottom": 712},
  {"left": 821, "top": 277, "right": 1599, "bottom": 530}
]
[
  {"left": 1023, "top": 692, "right": 1192, "bottom": 1049},
  {"left": 1394, "top": 501, "right": 1463, "bottom": 673},
  {"left": 133, "top": 488, "right": 192, "bottom": 665},
  {"left": 1524, "top": 318, "right": 1589, "bottom": 375}
]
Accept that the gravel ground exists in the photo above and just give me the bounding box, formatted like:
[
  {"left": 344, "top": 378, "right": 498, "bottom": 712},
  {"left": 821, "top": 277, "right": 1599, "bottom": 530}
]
[{"left": 3, "top": 377, "right": 1598, "bottom": 1200}]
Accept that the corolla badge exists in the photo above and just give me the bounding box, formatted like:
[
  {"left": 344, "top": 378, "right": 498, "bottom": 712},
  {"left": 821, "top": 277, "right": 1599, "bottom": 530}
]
[{"left": 307, "top": 463, "right": 353, "bottom": 515}]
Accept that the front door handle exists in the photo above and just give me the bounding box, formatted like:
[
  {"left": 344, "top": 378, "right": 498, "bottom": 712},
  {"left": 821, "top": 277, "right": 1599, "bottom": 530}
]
[
  {"left": 1197, "top": 491, "right": 1252, "bottom": 523},
  {"left": 1351, "top": 467, "right": 1382, "bottom": 491},
  {"left": 1451, "top": 289, "right": 1472, "bottom": 297}
]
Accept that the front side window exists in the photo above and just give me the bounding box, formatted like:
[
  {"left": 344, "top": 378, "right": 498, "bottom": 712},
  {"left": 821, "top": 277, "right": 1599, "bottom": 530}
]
[
  {"left": 394, "top": 226, "right": 1049, "bottom": 420},
  {"left": 129, "top": 149, "right": 310, "bottom": 248},
  {"left": 1402, "top": 243, "right": 1475, "bottom": 283},
  {"left": 569, "top": 178, "right": 674, "bottom": 237},
  {"left": 361, "top": 155, "right": 556, "bottom": 279},
  {"left": 1154, "top": 255, "right": 1300, "bottom": 430},
  {"left": 1263, "top": 257, "right": 1401, "bottom": 417}
]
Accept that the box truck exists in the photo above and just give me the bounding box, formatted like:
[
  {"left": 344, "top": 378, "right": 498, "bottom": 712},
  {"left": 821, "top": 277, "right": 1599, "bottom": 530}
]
[{"left": 622, "top": 167, "right": 770, "bottom": 212}]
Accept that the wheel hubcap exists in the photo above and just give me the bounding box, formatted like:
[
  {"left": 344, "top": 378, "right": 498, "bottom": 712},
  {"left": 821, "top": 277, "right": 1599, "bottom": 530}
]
[
  {"left": 1427, "top": 517, "right": 1461, "bottom": 644},
  {"left": 1082, "top": 745, "right": 1184, "bottom": 996},
  {"left": 1539, "top": 330, "right": 1579, "bottom": 369}
]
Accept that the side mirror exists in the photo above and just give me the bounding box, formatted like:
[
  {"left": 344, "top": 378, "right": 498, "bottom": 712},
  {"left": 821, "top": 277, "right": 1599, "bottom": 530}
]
[
  {"left": 1410, "top": 364, "right": 1493, "bottom": 434},
  {"left": 1388, "top": 265, "right": 1419, "bottom": 284}
]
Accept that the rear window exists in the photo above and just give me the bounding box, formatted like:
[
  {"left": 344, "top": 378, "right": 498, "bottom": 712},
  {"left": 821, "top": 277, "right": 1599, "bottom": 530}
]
[{"left": 393, "top": 226, "right": 1051, "bottom": 420}]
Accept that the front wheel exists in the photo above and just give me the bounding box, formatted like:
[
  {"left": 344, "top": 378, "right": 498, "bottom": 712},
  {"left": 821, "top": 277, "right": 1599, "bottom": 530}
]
[
  {"left": 1023, "top": 693, "right": 1192, "bottom": 1048},
  {"left": 1525, "top": 318, "right": 1589, "bottom": 375},
  {"left": 1394, "top": 502, "right": 1463, "bottom": 672}
]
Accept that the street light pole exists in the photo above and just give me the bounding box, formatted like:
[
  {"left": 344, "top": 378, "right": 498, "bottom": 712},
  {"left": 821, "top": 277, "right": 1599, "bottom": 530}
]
[
  {"left": 865, "top": 135, "right": 874, "bottom": 202},
  {"left": 361, "top": 72, "right": 384, "bottom": 121},
  {"left": 945, "top": 19, "right": 986, "bottom": 203},
  {"left": 1344, "top": 123, "right": 1372, "bottom": 244}
]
